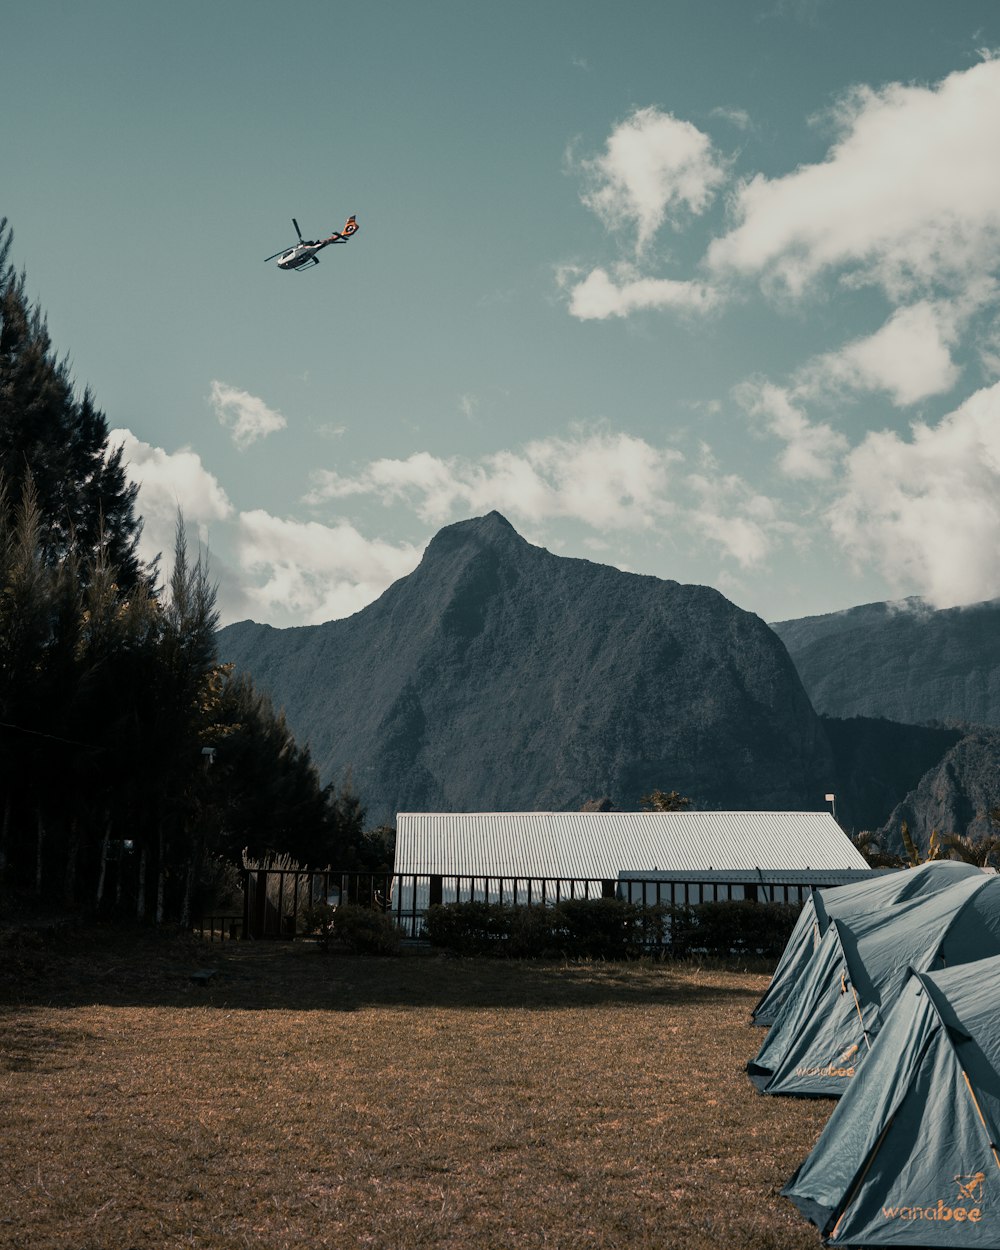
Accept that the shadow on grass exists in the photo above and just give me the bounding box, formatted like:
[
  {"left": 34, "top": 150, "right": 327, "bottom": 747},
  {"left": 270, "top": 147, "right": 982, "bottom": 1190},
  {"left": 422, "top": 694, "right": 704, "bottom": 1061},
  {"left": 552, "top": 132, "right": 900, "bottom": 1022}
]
[
  {"left": 1, "top": 924, "right": 770, "bottom": 1015},
  {"left": 0, "top": 1017, "right": 103, "bottom": 1072}
]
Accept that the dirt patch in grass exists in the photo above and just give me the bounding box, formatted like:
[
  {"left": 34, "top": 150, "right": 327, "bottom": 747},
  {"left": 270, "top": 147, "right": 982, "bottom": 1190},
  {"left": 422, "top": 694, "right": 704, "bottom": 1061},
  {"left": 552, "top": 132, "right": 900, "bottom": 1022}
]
[{"left": 0, "top": 934, "right": 829, "bottom": 1250}]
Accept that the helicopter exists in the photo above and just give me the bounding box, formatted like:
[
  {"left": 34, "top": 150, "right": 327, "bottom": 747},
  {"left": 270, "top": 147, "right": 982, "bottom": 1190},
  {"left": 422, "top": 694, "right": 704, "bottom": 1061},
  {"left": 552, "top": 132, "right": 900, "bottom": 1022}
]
[{"left": 264, "top": 214, "right": 359, "bottom": 271}]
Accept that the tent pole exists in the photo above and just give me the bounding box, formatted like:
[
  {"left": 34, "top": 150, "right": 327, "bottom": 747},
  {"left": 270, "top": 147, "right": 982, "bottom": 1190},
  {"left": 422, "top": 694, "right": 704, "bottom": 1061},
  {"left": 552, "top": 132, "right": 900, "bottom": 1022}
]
[
  {"left": 829, "top": 1117, "right": 894, "bottom": 1243},
  {"left": 849, "top": 983, "right": 872, "bottom": 1051},
  {"left": 961, "top": 1069, "right": 1000, "bottom": 1172}
]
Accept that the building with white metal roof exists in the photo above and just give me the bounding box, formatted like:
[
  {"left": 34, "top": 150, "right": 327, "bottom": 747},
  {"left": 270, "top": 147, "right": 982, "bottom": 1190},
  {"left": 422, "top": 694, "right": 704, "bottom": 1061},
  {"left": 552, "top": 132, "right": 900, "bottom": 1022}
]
[{"left": 394, "top": 810, "right": 870, "bottom": 881}]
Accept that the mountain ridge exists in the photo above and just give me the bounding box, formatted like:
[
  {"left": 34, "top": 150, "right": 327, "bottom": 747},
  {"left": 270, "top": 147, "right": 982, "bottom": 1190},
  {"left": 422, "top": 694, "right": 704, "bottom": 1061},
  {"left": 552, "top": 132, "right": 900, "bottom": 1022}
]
[
  {"left": 772, "top": 596, "right": 1000, "bottom": 849},
  {"left": 218, "top": 512, "right": 834, "bottom": 826},
  {"left": 772, "top": 596, "right": 1000, "bottom": 726}
]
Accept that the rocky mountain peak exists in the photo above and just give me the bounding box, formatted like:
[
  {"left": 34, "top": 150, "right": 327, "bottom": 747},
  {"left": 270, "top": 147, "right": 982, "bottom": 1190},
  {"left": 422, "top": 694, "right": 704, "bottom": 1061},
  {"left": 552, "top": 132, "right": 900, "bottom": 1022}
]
[{"left": 218, "top": 514, "right": 835, "bottom": 826}]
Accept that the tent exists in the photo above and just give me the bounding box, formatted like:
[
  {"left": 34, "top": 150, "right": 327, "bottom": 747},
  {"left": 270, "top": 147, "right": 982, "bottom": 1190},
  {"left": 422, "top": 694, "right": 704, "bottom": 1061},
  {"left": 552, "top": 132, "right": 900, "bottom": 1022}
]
[
  {"left": 752, "top": 861, "right": 982, "bottom": 1027},
  {"left": 782, "top": 954, "right": 1000, "bottom": 1246},
  {"left": 747, "top": 874, "right": 1000, "bottom": 1097}
]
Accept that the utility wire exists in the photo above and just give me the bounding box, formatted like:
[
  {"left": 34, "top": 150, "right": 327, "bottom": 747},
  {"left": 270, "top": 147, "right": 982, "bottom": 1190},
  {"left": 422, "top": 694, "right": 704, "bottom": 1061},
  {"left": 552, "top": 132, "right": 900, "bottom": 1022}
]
[{"left": 0, "top": 719, "right": 107, "bottom": 750}]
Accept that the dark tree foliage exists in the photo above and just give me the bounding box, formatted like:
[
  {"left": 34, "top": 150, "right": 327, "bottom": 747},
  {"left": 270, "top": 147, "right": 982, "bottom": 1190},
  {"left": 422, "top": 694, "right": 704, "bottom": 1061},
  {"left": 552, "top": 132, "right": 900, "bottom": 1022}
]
[
  {"left": 212, "top": 671, "right": 329, "bottom": 866},
  {"left": 640, "top": 789, "right": 693, "bottom": 812},
  {"left": 0, "top": 470, "right": 354, "bottom": 920},
  {"left": 0, "top": 218, "right": 143, "bottom": 588},
  {"left": 321, "top": 776, "right": 395, "bottom": 872},
  {"left": 0, "top": 219, "right": 369, "bottom": 921}
]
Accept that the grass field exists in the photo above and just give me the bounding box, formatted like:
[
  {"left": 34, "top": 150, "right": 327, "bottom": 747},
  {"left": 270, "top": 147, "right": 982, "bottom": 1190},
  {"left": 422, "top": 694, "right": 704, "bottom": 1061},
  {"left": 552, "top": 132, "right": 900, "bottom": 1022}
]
[{"left": 1, "top": 931, "right": 831, "bottom": 1250}]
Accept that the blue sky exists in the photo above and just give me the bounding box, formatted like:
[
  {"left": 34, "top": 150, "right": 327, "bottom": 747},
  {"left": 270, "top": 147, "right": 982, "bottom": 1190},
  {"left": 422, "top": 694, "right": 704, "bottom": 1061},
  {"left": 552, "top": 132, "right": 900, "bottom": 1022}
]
[{"left": 5, "top": 0, "right": 1000, "bottom": 626}]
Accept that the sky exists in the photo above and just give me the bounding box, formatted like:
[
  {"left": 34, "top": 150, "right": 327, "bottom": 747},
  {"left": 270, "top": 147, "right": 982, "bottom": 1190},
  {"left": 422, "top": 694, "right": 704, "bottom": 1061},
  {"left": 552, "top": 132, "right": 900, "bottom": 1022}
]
[{"left": 5, "top": 0, "right": 1000, "bottom": 628}]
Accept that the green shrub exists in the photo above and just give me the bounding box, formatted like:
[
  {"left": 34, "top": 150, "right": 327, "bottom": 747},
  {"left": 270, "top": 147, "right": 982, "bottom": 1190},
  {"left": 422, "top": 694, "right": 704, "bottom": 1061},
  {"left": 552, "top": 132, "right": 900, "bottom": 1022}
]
[
  {"left": 634, "top": 902, "right": 674, "bottom": 950},
  {"left": 506, "top": 903, "right": 561, "bottom": 958},
  {"left": 705, "top": 900, "right": 800, "bottom": 958},
  {"left": 660, "top": 904, "right": 699, "bottom": 955},
  {"left": 666, "top": 900, "right": 799, "bottom": 959},
  {"left": 331, "top": 904, "right": 401, "bottom": 955},
  {"left": 301, "top": 900, "right": 337, "bottom": 949},
  {"left": 423, "top": 897, "right": 801, "bottom": 960},
  {"left": 196, "top": 854, "right": 244, "bottom": 916},
  {"left": 424, "top": 901, "right": 515, "bottom": 955},
  {"left": 554, "top": 897, "right": 645, "bottom": 959},
  {"left": 426, "top": 898, "right": 662, "bottom": 959}
]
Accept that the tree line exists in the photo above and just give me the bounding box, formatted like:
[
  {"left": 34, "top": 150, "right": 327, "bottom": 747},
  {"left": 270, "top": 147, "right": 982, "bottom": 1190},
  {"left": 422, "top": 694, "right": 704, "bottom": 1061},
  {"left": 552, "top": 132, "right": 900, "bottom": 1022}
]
[{"left": 0, "top": 217, "right": 385, "bottom": 924}]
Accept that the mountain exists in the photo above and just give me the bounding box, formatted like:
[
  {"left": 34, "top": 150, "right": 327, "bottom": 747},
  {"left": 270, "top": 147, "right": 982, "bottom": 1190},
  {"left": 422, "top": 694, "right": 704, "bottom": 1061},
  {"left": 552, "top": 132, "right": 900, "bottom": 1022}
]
[
  {"left": 772, "top": 598, "right": 1000, "bottom": 726},
  {"left": 820, "top": 716, "right": 964, "bottom": 835},
  {"left": 217, "top": 512, "right": 834, "bottom": 827},
  {"left": 877, "top": 727, "right": 1000, "bottom": 851}
]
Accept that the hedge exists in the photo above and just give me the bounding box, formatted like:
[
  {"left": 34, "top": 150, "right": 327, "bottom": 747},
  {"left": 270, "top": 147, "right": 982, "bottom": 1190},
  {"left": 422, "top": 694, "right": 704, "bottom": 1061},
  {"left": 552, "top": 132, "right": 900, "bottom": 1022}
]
[{"left": 423, "top": 897, "right": 799, "bottom": 960}]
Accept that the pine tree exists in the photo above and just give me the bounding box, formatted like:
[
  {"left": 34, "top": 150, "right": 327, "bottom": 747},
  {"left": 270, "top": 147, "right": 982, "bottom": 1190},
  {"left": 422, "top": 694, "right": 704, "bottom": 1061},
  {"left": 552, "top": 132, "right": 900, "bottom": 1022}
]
[
  {"left": 0, "top": 475, "right": 60, "bottom": 880},
  {"left": 0, "top": 218, "right": 143, "bottom": 586},
  {"left": 211, "top": 670, "right": 328, "bottom": 866}
]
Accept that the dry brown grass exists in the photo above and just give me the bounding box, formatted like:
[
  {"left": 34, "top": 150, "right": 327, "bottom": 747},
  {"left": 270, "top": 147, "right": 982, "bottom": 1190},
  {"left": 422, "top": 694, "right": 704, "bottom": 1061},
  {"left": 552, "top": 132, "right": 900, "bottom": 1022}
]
[{"left": 0, "top": 933, "right": 830, "bottom": 1250}]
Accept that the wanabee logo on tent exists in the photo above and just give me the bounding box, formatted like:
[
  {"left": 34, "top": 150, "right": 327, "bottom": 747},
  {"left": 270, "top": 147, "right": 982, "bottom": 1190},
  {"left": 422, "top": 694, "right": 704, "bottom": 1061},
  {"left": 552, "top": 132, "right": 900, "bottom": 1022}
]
[
  {"left": 794, "top": 1043, "right": 859, "bottom": 1080},
  {"left": 880, "top": 1172, "right": 986, "bottom": 1225},
  {"left": 957, "top": 1172, "right": 986, "bottom": 1202}
]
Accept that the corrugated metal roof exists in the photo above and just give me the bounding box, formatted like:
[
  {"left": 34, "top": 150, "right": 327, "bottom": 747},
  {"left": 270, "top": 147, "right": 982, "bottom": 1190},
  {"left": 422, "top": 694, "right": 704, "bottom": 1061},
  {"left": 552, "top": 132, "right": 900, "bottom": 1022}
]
[
  {"left": 394, "top": 811, "right": 869, "bottom": 879},
  {"left": 618, "top": 868, "right": 890, "bottom": 885}
]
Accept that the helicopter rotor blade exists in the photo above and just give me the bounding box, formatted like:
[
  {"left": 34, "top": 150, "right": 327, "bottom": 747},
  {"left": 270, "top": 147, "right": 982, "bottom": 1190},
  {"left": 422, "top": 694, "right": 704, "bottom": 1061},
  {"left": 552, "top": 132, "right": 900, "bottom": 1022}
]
[{"left": 293, "top": 218, "right": 304, "bottom": 241}]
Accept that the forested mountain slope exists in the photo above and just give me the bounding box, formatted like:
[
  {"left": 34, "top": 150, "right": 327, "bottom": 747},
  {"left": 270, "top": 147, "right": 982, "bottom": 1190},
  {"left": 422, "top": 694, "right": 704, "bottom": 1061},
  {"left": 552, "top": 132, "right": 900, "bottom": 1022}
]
[{"left": 772, "top": 598, "right": 1000, "bottom": 726}]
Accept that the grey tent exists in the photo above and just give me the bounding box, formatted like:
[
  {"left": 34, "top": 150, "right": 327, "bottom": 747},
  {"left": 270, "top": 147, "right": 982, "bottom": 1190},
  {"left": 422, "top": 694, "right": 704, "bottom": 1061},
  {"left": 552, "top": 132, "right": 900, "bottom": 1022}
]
[
  {"left": 782, "top": 954, "right": 1000, "bottom": 1246},
  {"left": 752, "top": 861, "right": 983, "bottom": 1027},
  {"left": 748, "top": 874, "right": 1000, "bottom": 1097}
]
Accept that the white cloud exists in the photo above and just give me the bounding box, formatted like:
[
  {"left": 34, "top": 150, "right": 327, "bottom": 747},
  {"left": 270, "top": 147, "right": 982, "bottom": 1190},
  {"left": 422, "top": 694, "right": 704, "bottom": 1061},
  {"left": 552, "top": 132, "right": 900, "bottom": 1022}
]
[
  {"left": 308, "top": 428, "right": 802, "bottom": 580},
  {"left": 977, "top": 312, "right": 1000, "bottom": 380},
  {"left": 309, "top": 450, "right": 463, "bottom": 517},
  {"left": 731, "top": 293, "right": 989, "bottom": 485},
  {"left": 308, "top": 429, "right": 682, "bottom": 532},
  {"left": 829, "top": 381, "right": 1000, "bottom": 605},
  {"left": 112, "top": 428, "right": 233, "bottom": 568},
  {"left": 236, "top": 512, "right": 422, "bottom": 626},
  {"left": 687, "top": 471, "right": 791, "bottom": 568},
  {"left": 565, "top": 266, "right": 723, "bottom": 320},
  {"left": 112, "top": 430, "right": 422, "bottom": 627},
  {"left": 307, "top": 431, "right": 804, "bottom": 586},
  {"left": 316, "top": 422, "right": 347, "bottom": 439},
  {"left": 709, "top": 106, "right": 753, "bottom": 132},
  {"left": 113, "top": 430, "right": 233, "bottom": 525},
  {"left": 564, "top": 107, "right": 729, "bottom": 321},
  {"left": 804, "top": 300, "right": 963, "bottom": 406},
  {"left": 579, "top": 106, "right": 727, "bottom": 253},
  {"left": 708, "top": 59, "right": 1000, "bottom": 299},
  {"left": 734, "top": 382, "right": 847, "bottom": 479},
  {"left": 210, "top": 381, "right": 287, "bottom": 449}
]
